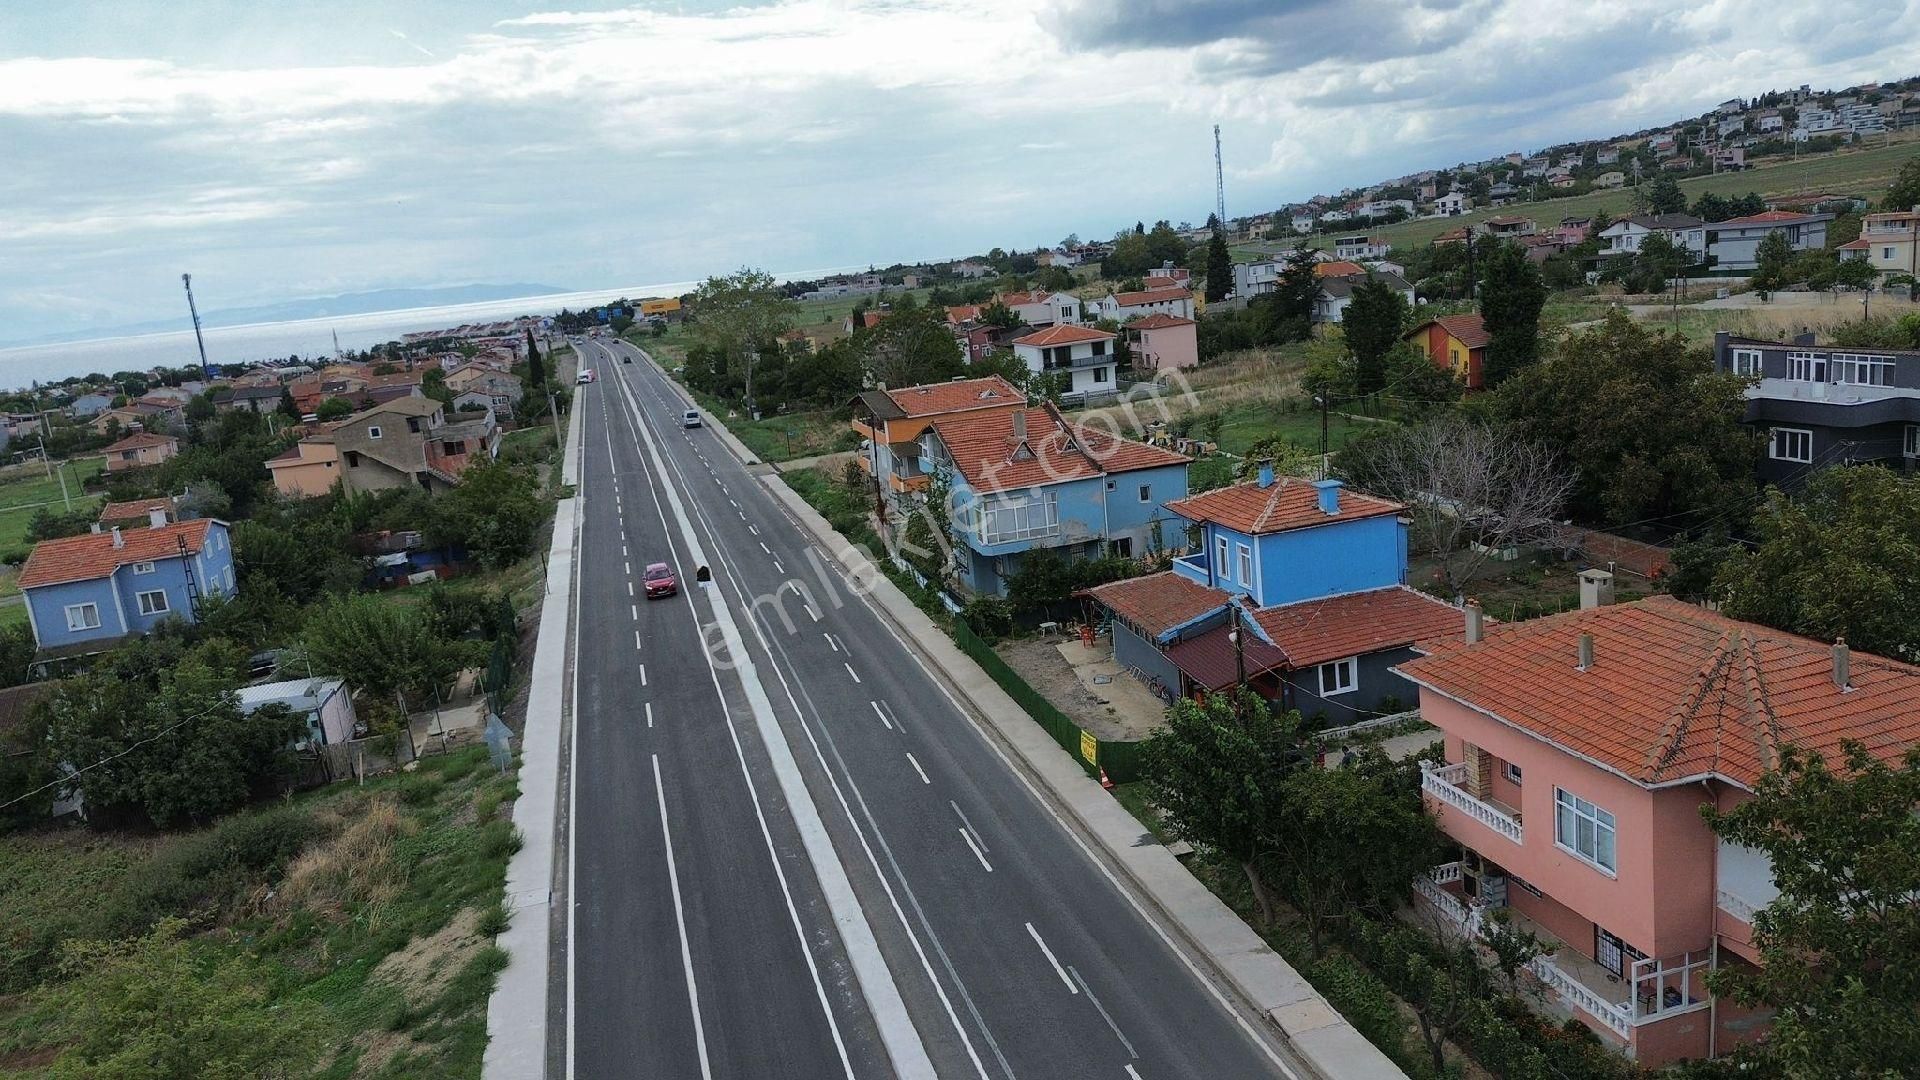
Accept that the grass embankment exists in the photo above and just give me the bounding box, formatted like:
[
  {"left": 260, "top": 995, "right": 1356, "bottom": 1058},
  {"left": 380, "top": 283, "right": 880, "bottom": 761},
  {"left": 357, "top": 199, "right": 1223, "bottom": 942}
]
[
  {"left": 1235, "top": 135, "right": 1920, "bottom": 259},
  {"left": 0, "top": 746, "right": 518, "bottom": 1079}
]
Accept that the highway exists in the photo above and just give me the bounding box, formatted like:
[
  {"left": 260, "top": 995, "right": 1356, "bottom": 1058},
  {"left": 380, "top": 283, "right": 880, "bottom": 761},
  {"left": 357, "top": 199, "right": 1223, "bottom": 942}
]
[{"left": 559, "top": 333, "right": 1308, "bottom": 1080}]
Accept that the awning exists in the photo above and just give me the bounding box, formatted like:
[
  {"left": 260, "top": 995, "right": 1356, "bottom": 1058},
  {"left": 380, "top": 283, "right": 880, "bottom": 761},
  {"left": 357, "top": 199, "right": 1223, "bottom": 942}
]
[{"left": 1163, "top": 623, "right": 1288, "bottom": 693}]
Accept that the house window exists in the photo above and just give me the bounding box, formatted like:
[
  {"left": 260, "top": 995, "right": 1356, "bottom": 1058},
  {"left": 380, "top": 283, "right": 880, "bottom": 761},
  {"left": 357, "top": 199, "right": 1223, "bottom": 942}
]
[
  {"left": 1138, "top": 484, "right": 1152, "bottom": 503},
  {"left": 1091, "top": 341, "right": 1107, "bottom": 357},
  {"left": 1503, "top": 761, "right": 1523, "bottom": 785},
  {"left": 64, "top": 603, "right": 101, "bottom": 631},
  {"left": 1215, "top": 534, "right": 1231, "bottom": 579},
  {"left": 1109, "top": 537, "right": 1132, "bottom": 559},
  {"left": 1316, "top": 657, "right": 1357, "bottom": 696},
  {"left": 1555, "top": 788, "right": 1617, "bottom": 873},
  {"left": 367, "top": 425, "right": 383, "bottom": 440},
  {"left": 1832, "top": 353, "right": 1895, "bottom": 387},
  {"left": 1788, "top": 350, "right": 1827, "bottom": 382},
  {"left": 131, "top": 561, "right": 155, "bottom": 575},
  {"left": 1729, "top": 348, "right": 1763, "bottom": 376},
  {"left": 136, "top": 590, "right": 169, "bottom": 616},
  {"left": 1885, "top": 247, "right": 1897, "bottom": 260},
  {"left": 1906, "top": 425, "right": 1920, "bottom": 458},
  {"left": 1093, "top": 367, "right": 1109, "bottom": 384},
  {"left": 344, "top": 450, "right": 362, "bottom": 467},
  {"left": 1769, "top": 427, "right": 1813, "bottom": 463},
  {"left": 1236, "top": 542, "right": 1253, "bottom": 586},
  {"left": 442, "top": 440, "right": 464, "bottom": 455},
  {"left": 1105, "top": 478, "right": 1117, "bottom": 491}
]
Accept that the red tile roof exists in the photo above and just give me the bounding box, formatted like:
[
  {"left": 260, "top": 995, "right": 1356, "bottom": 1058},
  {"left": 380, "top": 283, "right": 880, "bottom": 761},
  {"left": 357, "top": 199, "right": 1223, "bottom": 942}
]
[
  {"left": 1253, "top": 586, "right": 1465, "bottom": 668},
  {"left": 20, "top": 520, "right": 215, "bottom": 589},
  {"left": 1165, "top": 477, "right": 1402, "bottom": 536},
  {"left": 1012, "top": 324, "right": 1114, "bottom": 348},
  {"left": 932, "top": 406, "right": 1187, "bottom": 494},
  {"left": 1396, "top": 596, "right": 1920, "bottom": 790},
  {"left": 1081, "top": 571, "right": 1228, "bottom": 637},
  {"left": 102, "top": 432, "right": 176, "bottom": 453},
  {"left": 1408, "top": 313, "right": 1490, "bottom": 350},
  {"left": 1128, "top": 313, "right": 1195, "bottom": 330},
  {"left": 96, "top": 497, "right": 176, "bottom": 524},
  {"left": 945, "top": 304, "right": 984, "bottom": 325},
  {"left": 1166, "top": 621, "right": 1289, "bottom": 691},
  {"left": 1313, "top": 261, "right": 1368, "bottom": 278},
  {"left": 1143, "top": 273, "right": 1188, "bottom": 289},
  {"left": 1839, "top": 238, "right": 1872, "bottom": 250},
  {"left": 883, "top": 376, "right": 1024, "bottom": 418},
  {"left": 1110, "top": 286, "right": 1192, "bottom": 307},
  {"left": 998, "top": 290, "right": 1053, "bottom": 307}
]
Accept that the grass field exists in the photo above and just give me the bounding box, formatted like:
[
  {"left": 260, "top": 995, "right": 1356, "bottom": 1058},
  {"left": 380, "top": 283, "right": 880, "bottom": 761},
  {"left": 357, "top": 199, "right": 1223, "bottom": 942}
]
[
  {"left": 1236, "top": 136, "right": 1920, "bottom": 260},
  {"left": 0, "top": 746, "right": 517, "bottom": 1079}
]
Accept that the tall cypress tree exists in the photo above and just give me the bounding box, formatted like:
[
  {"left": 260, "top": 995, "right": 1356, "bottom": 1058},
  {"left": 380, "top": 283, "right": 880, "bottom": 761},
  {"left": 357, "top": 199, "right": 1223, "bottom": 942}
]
[
  {"left": 1478, "top": 242, "right": 1546, "bottom": 388},
  {"left": 525, "top": 329, "right": 545, "bottom": 387},
  {"left": 1205, "top": 228, "right": 1233, "bottom": 303}
]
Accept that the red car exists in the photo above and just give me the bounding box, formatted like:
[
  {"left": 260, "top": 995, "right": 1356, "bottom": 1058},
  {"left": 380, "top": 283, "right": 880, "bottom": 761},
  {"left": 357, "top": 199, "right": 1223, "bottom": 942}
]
[{"left": 643, "top": 562, "right": 678, "bottom": 598}]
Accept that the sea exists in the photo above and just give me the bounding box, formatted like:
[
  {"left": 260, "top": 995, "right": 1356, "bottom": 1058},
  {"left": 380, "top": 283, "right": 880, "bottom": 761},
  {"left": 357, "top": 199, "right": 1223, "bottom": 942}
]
[{"left": 0, "top": 279, "right": 732, "bottom": 390}]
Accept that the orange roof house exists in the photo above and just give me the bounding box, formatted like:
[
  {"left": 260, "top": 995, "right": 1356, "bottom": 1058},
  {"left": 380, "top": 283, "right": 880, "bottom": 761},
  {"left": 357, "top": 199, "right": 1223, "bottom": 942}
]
[
  {"left": 101, "top": 431, "right": 179, "bottom": 473},
  {"left": 849, "top": 376, "right": 1026, "bottom": 500},
  {"left": 1406, "top": 313, "right": 1491, "bottom": 389}
]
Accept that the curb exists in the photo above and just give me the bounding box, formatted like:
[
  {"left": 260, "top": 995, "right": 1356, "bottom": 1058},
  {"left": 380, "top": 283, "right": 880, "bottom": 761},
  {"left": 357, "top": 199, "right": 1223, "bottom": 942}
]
[{"left": 483, "top": 392, "right": 585, "bottom": 1079}]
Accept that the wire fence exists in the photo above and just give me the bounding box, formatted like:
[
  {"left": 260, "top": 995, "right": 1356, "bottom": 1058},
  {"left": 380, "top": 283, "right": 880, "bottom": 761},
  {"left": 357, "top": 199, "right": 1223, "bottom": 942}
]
[{"left": 950, "top": 618, "right": 1148, "bottom": 784}]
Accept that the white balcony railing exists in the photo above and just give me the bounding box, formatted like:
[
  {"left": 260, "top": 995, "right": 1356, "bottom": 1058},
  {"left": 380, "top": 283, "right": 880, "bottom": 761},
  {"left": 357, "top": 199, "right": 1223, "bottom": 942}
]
[
  {"left": 1716, "top": 888, "right": 1760, "bottom": 924},
  {"left": 1421, "top": 761, "right": 1524, "bottom": 844},
  {"left": 1530, "top": 955, "right": 1633, "bottom": 1039},
  {"left": 1413, "top": 867, "right": 1485, "bottom": 936}
]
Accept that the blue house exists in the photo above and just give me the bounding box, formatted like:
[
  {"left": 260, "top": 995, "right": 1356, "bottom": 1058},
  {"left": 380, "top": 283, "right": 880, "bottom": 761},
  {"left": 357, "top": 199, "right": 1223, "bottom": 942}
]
[
  {"left": 1085, "top": 470, "right": 1462, "bottom": 723},
  {"left": 924, "top": 403, "right": 1190, "bottom": 597},
  {"left": 18, "top": 517, "right": 236, "bottom": 662}
]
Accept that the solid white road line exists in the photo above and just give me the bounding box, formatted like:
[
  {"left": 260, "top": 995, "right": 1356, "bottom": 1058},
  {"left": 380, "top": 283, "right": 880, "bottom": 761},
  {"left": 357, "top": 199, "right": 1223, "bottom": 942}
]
[
  {"left": 652, "top": 754, "right": 716, "bottom": 1080},
  {"left": 1026, "top": 923, "right": 1077, "bottom": 994},
  {"left": 646, "top": 702, "right": 654, "bottom": 729},
  {"left": 844, "top": 662, "right": 861, "bottom": 684},
  {"left": 906, "top": 752, "right": 930, "bottom": 784},
  {"left": 959, "top": 829, "right": 993, "bottom": 872},
  {"left": 870, "top": 700, "right": 893, "bottom": 730},
  {"left": 949, "top": 801, "right": 986, "bottom": 851},
  {"left": 1072, "top": 966, "right": 1138, "bottom": 1059}
]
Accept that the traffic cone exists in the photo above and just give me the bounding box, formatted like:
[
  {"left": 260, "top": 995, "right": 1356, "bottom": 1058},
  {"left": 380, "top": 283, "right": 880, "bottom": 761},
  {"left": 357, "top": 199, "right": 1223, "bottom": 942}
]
[{"left": 1099, "top": 766, "right": 1114, "bottom": 790}]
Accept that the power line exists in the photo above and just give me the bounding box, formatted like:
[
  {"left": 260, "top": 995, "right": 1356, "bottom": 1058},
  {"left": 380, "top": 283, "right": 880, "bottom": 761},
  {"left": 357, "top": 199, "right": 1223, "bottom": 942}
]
[{"left": 0, "top": 699, "right": 228, "bottom": 814}]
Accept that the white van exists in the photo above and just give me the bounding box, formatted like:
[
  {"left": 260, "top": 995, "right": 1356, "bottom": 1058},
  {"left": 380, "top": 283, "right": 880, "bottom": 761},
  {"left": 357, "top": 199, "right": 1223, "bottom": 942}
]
[{"left": 682, "top": 410, "right": 702, "bottom": 428}]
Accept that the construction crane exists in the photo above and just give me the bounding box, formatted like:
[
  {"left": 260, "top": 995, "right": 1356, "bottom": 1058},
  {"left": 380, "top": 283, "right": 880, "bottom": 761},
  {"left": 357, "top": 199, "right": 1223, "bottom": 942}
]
[
  {"left": 181, "top": 273, "right": 211, "bottom": 379},
  {"left": 1213, "top": 124, "right": 1227, "bottom": 228}
]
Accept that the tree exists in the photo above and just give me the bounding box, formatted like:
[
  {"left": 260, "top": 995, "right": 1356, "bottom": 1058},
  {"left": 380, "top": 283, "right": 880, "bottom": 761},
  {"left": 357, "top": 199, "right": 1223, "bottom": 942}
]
[
  {"left": 315, "top": 396, "right": 354, "bottom": 421},
  {"left": 1752, "top": 229, "right": 1797, "bottom": 291},
  {"left": 966, "top": 348, "right": 1030, "bottom": 390},
  {"left": 689, "top": 268, "right": 801, "bottom": 392},
  {"left": 861, "top": 305, "right": 964, "bottom": 388},
  {"left": 1270, "top": 249, "right": 1321, "bottom": 328},
  {"left": 1204, "top": 229, "right": 1233, "bottom": 303},
  {"left": 1881, "top": 153, "right": 1920, "bottom": 212},
  {"left": 1337, "top": 416, "right": 1572, "bottom": 596},
  {"left": 1342, "top": 278, "right": 1409, "bottom": 395},
  {"left": 1266, "top": 749, "right": 1437, "bottom": 957},
  {"left": 1142, "top": 691, "right": 1306, "bottom": 926},
  {"left": 277, "top": 387, "right": 299, "bottom": 419},
  {"left": 1645, "top": 173, "right": 1686, "bottom": 215},
  {"left": 1491, "top": 311, "right": 1757, "bottom": 526},
  {"left": 1834, "top": 255, "right": 1877, "bottom": 290},
  {"left": 525, "top": 328, "right": 545, "bottom": 388},
  {"left": 430, "top": 460, "right": 546, "bottom": 569},
  {"left": 1477, "top": 241, "right": 1547, "bottom": 386},
  {"left": 979, "top": 300, "right": 1019, "bottom": 330},
  {"left": 1716, "top": 467, "right": 1920, "bottom": 658},
  {"left": 41, "top": 658, "right": 303, "bottom": 829},
  {"left": 1704, "top": 744, "right": 1920, "bottom": 1076},
  {"left": 303, "top": 594, "right": 472, "bottom": 703}
]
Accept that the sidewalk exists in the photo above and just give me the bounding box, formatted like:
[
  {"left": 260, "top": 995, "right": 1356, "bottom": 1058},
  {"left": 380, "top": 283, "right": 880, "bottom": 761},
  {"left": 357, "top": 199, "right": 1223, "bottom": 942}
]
[{"left": 482, "top": 393, "right": 584, "bottom": 1079}]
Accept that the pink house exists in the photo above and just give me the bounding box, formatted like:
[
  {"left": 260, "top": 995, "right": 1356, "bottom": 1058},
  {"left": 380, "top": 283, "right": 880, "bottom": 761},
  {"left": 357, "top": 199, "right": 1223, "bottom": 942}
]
[
  {"left": 1394, "top": 580, "right": 1920, "bottom": 1067},
  {"left": 1124, "top": 313, "right": 1198, "bottom": 373}
]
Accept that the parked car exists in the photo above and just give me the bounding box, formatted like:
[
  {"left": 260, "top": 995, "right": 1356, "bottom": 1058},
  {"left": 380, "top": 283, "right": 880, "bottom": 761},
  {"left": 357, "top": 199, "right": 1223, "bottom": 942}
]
[
  {"left": 643, "top": 562, "right": 678, "bottom": 598},
  {"left": 682, "top": 410, "right": 702, "bottom": 428}
]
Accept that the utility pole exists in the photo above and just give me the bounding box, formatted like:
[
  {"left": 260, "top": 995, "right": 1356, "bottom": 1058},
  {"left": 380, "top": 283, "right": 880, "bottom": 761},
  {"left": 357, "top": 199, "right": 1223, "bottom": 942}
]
[
  {"left": 181, "top": 273, "right": 211, "bottom": 379},
  {"left": 1230, "top": 602, "right": 1248, "bottom": 693},
  {"left": 1314, "top": 393, "right": 1331, "bottom": 479},
  {"left": 1214, "top": 124, "right": 1227, "bottom": 228}
]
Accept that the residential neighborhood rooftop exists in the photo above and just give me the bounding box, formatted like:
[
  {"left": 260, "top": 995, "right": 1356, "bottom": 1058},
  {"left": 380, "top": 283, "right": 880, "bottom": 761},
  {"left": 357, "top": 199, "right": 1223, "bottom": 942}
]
[
  {"left": 1011, "top": 323, "right": 1115, "bottom": 347},
  {"left": 1396, "top": 594, "right": 1920, "bottom": 790},
  {"left": 1165, "top": 476, "right": 1403, "bottom": 536},
  {"left": 932, "top": 406, "right": 1186, "bottom": 494},
  {"left": 1127, "top": 313, "right": 1196, "bottom": 329},
  {"left": 18, "top": 519, "right": 217, "bottom": 590},
  {"left": 876, "top": 375, "right": 1023, "bottom": 417}
]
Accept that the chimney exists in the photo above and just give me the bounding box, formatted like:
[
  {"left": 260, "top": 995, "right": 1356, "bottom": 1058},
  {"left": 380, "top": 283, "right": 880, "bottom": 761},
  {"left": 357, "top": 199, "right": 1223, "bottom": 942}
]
[
  {"left": 1578, "top": 568, "right": 1616, "bottom": 609},
  {"left": 110, "top": 526, "right": 124, "bottom": 549},
  {"left": 1577, "top": 632, "right": 1595, "bottom": 671},
  {"left": 1464, "top": 599, "right": 1483, "bottom": 644},
  {"left": 1833, "top": 638, "right": 1852, "bottom": 691},
  {"left": 90, "top": 523, "right": 103, "bottom": 534},
  {"left": 1011, "top": 410, "right": 1027, "bottom": 444},
  {"left": 1311, "top": 477, "right": 1343, "bottom": 514},
  {"left": 1257, "top": 460, "right": 1275, "bottom": 488},
  {"left": 147, "top": 506, "right": 168, "bottom": 530}
]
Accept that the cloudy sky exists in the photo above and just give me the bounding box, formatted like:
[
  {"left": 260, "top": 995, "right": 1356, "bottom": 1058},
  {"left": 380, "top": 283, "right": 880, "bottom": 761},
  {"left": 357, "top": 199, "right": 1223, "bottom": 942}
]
[{"left": 3, "top": 0, "right": 1916, "bottom": 341}]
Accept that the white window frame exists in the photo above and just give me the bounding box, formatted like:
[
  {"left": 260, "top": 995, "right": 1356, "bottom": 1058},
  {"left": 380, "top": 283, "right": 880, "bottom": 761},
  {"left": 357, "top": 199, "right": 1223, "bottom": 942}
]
[
  {"left": 1503, "top": 761, "right": 1523, "bottom": 785},
  {"left": 1729, "top": 348, "right": 1762, "bottom": 377},
  {"left": 64, "top": 603, "right": 101, "bottom": 631},
  {"left": 1555, "top": 788, "right": 1618, "bottom": 874},
  {"left": 130, "top": 561, "right": 156, "bottom": 575},
  {"left": 1137, "top": 483, "right": 1152, "bottom": 503},
  {"left": 367, "top": 424, "right": 384, "bottom": 439},
  {"left": 1832, "top": 352, "right": 1895, "bottom": 387},
  {"left": 136, "top": 589, "right": 169, "bottom": 616},
  {"left": 1215, "top": 534, "right": 1231, "bottom": 580},
  {"left": 1906, "top": 425, "right": 1920, "bottom": 459},
  {"left": 1236, "top": 542, "right": 1254, "bottom": 586},
  {"left": 1788, "top": 350, "right": 1827, "bottom": 382},
  {"left": 1769, "top": 426, "right": 1813, "bottom": 463},
  {"left": 1316, "top": 657, "right": 1358, "bottom": 697}
]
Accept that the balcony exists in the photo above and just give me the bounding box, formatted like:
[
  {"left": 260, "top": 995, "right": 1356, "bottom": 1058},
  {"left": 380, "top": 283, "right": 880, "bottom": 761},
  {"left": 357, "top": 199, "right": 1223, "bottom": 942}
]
[
  {"left": 977, "top": 501, "right": 1059, "bottom": 547},
  {"left": 1421, "top": 761, "right": 1523, "bottom": 845}
]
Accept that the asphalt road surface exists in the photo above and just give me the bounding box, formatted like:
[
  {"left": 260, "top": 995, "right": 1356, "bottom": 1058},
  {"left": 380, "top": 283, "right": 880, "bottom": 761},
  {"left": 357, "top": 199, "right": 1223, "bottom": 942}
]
[{"left": 557, "top": 335, "right": 1310, "bottom": 1080}]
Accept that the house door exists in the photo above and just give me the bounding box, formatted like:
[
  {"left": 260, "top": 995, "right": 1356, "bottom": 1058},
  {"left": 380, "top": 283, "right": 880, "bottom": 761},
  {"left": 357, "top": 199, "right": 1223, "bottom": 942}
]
[{"left": 1596, "top": 927, "right": 1626, "bottom": 977}]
